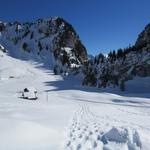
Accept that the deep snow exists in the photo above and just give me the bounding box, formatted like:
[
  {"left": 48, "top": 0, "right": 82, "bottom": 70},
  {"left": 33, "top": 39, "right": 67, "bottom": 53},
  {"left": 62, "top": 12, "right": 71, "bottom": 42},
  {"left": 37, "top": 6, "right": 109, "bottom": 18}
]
[{"left": 0, "top": 50, "right": 150, "bottom": 150}]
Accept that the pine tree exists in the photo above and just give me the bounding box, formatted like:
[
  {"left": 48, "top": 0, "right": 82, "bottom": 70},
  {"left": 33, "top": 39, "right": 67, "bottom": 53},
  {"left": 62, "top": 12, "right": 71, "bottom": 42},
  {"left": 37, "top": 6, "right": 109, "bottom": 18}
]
[
  {"left": 120, "top": 79, "right": 125, "bottom": 91},
  {"left": 22, "top": 42, "right": 28, "bottom": 50},
  {"left": 38, "top": 41, "right": 42, "bottom": 51},
  {"left": 53, "top": 65, "right": 58, "bottom": 75},
  {"left": 30, "top": 32, "right": 34, "bottom": 39},
  {"left": 112, "top": 50, "right": 116, "bottom": 61},
  {"left": 117, "top": 48, "right": 123, "bottom": 58}
]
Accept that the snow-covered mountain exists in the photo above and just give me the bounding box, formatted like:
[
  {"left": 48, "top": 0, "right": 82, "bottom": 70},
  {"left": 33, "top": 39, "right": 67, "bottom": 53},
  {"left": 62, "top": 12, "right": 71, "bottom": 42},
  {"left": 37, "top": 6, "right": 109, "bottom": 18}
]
[
  {"left": 1, "top": 17, "right": 150, "bottom": 92},
  {"left": 0, "top": 18, "right": 150, "bottom": 150},
  {"left": 82, "top": 23, "right": 150, "bottom": 91},
  {"left": 0, "top": 17, "right": 87, "bottom": 75}
]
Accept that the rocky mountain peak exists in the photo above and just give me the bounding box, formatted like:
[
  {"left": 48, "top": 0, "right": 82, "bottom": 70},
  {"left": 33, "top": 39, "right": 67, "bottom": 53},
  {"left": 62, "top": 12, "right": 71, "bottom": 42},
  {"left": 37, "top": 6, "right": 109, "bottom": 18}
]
[
  {"left": 0, "top": 17, "right": 87, "bottom": 75},
  {"left": 135, "top": 23, "right": 150, "bottom": 51}
]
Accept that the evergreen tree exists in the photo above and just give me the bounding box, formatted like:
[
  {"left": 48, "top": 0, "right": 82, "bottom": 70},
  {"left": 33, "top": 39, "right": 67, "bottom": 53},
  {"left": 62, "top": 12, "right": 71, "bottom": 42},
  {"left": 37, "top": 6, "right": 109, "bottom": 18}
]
[
  {"left": 120, "top": 79, "right": 125, "bottom": 91},
  {"left": 30, "top": 32, "right": 34, "bottom": 39},
  {"left": 38, "top": 41, "right": 42, "bottom": 51},
  {"left": 62, "top": 50, "right": 68, "bottom": 65},
  {"left": 53, "top": 65, "right": 58, "bottom": 75},
  {"left": 22, "top": 42, "right": 28, "bottom": 50},
  {"left": 117, "top": 48, "right": 123, "bottom": 58},
  {"left": 112, "top": 50, "right": 116, "bottom": 61}
]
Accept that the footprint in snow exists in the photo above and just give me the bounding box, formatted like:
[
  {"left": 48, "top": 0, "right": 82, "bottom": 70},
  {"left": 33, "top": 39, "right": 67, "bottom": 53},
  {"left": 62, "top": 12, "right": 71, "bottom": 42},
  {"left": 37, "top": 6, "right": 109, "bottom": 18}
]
[{"left": 65, "top": 105, "right": 142, "bottom": 150}]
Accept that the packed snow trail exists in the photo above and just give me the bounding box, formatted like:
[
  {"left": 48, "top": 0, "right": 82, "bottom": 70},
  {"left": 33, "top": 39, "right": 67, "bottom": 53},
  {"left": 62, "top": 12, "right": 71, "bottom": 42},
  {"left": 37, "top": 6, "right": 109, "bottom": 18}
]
[
  {"left": 65, "top": 105, "right": 143, "bottom": 150},
  {"left": 0, "top": 51, "right": 150, "bottom": 149}
]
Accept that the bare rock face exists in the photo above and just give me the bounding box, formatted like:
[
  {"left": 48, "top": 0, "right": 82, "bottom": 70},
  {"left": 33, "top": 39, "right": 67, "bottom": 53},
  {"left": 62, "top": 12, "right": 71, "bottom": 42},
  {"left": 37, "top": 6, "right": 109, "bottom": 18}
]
[{"left": 135, "top": 23, "right": 150, "bottom": 51}]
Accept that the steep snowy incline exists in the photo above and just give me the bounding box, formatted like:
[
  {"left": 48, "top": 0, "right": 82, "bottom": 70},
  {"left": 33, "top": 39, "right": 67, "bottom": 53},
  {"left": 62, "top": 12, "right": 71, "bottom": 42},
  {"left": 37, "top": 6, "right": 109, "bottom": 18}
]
[
  {"left": 0, "top": 51, "right": 150, "bottom": 150},
  {"left": 0, "top": 17, "right": 87, "bottom": 75}
]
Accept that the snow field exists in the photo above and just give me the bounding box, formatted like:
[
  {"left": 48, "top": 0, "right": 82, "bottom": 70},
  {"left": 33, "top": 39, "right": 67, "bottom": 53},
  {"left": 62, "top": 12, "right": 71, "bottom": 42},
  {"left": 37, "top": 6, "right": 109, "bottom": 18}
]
[{"left": 0, "top": 50, "right": 150, "bottom": 149}]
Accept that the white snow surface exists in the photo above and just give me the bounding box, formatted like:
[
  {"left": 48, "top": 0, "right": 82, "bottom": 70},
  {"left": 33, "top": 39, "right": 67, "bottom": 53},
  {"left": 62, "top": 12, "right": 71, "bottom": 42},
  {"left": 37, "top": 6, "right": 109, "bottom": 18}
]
[{"left": 0, "top": 50, "right": 150, "bottom": 150}]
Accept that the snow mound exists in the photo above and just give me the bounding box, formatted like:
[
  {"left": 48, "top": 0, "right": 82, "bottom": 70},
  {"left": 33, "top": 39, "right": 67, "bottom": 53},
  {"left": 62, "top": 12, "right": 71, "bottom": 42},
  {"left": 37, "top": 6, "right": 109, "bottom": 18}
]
[
  {"left": 101, "top": 127, "right": 142, "bottom": 150},
  {"left": 101, "top": 127, "right": 128, "bottom": 144}
]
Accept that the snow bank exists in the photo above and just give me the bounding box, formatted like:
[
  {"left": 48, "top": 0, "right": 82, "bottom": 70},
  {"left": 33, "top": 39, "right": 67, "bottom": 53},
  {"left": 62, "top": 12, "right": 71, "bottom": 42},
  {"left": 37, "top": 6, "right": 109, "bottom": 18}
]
[{"left": 101, "top": 127, "right": 142, "bottom": 149}]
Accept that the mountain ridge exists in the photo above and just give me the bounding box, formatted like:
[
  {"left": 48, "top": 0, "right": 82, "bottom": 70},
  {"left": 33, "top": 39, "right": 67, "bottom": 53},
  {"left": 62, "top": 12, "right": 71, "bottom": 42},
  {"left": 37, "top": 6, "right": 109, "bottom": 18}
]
[
  {"left": 0, "top": 17, "right": 150, "bottom": 91},
  {"left": 82, "top": 23, "right": 150, "bottom": 91},
  {"left": 0, "top": 17, "right": 87, "bottom": 76}
]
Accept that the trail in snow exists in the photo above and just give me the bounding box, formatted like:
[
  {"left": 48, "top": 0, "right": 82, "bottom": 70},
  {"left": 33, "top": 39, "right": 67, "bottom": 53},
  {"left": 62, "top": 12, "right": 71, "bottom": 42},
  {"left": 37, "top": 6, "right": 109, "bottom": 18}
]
[
  {"left": 65, "top": 105, "right": 143, "bottom": 150},
  {"left": 65, "top": 104, "right": 150, "bottom": 150}
]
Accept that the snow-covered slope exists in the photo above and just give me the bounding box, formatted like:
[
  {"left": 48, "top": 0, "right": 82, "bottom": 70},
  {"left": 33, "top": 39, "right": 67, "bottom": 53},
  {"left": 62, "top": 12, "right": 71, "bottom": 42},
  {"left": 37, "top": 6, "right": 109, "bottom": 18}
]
[
  {"left": 0, "top": 17, "right": 87, "bottom": 75},
  {"left": 0, "top": 45, "right": 150, "bottom": 150}
]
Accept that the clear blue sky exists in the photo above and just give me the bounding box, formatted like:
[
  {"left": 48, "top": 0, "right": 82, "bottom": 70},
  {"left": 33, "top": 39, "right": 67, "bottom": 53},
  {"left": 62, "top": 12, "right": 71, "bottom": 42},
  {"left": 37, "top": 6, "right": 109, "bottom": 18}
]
[{"left": 0, "top": 0, "right": 150, "bottom": 55}]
